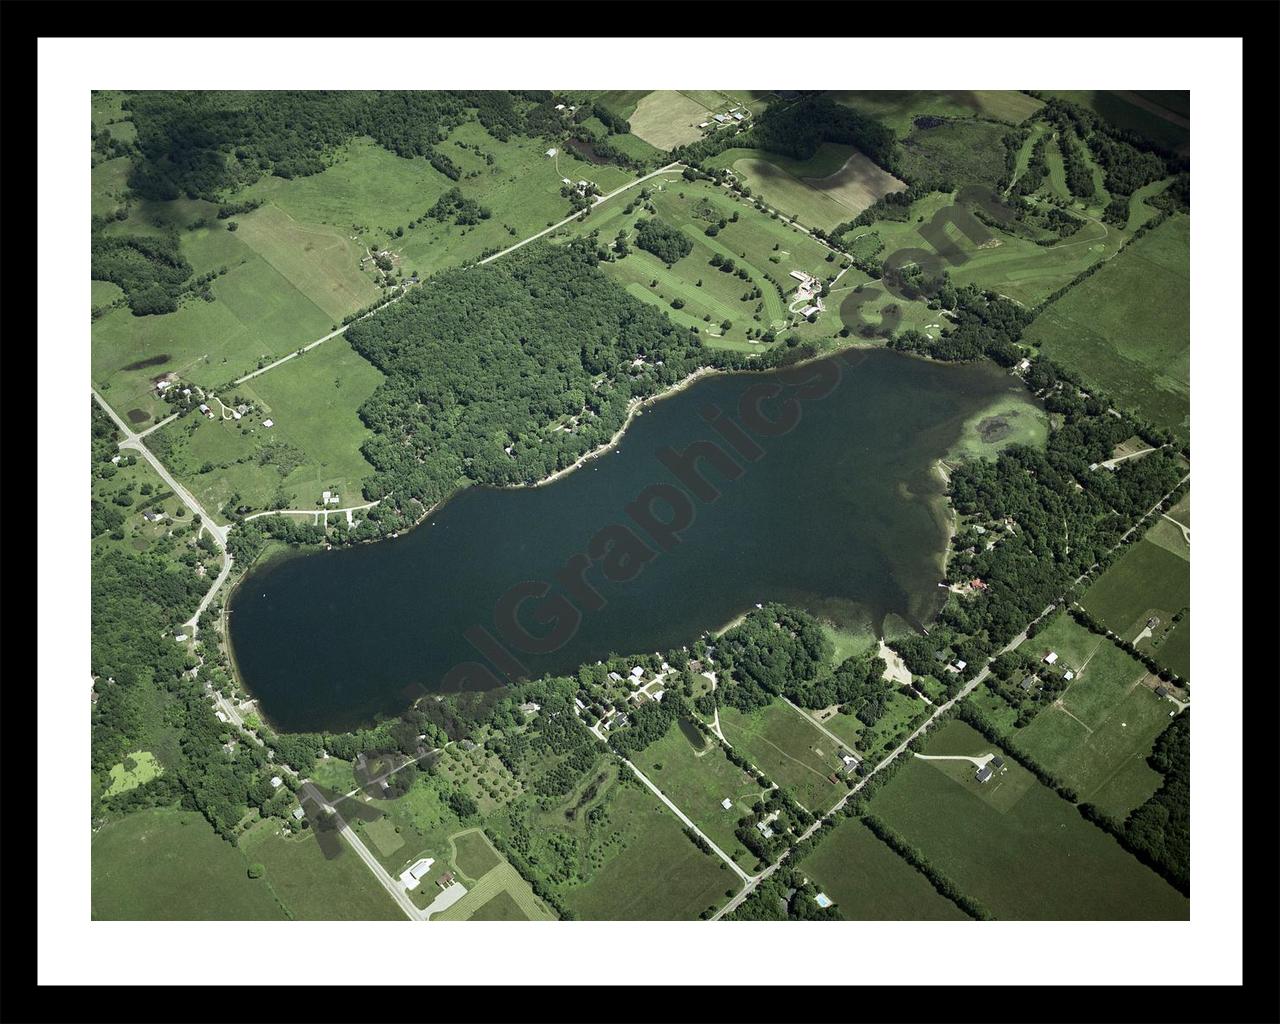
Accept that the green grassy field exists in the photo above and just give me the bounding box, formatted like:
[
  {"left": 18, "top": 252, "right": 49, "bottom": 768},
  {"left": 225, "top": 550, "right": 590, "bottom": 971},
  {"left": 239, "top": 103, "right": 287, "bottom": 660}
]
[
  {"left": 1165, "top": 490, "right": 1190, "bottom": 529},
  {"left": 897, "top": 118, "right": 1011, "bottom": 190},
  {"left": 637, "top": 724, "right": 769, "bottom": 872},
  {"left": 1025, "top": 213, "right": 1189, "bottom": 438},
  {"left": 947, "top": 388, "right": 1050, "bottom": 461},
  {"left": 92, "top": 156, "right": 132, "bottom": 218},
  {"left": 870, "top": 721, "right": 1188, "bottom": 919},
  {"left": 149, "top": 336, "right": 383, "bottom": 521},
  {"left": 813, "top": 689, "right": 928, "bottom": 761},
  {"left": 1080, "top": 521, "right": 1190, "bottom": 679},
  {"left": 1015, "top": 625, "right": 1169, "bottom": 818},
  {"left": 718, "top": 702, "right": 848, "bottom": 812},
  {"left": 92, "top": 224, "right": 335, "bottom": 425},
  {"left": 238, "top": 819, "right": 405, "bottom": 920},
  {"left": 833, "top": 91, "right": 1044, "bottom": 137},
  {"left": 104, "top": 751, "right": 163, "bottom": 797},
  {"left": 800, "top": 815, "right": 968, "bottom": 920},
  {"left": 564, "top": 175, "right": 847, "bottom": 350},
  {"left": 451, "top": 828, "right": 502, "bottom": 880},
  {"left": 705, "top": 144, "right": 906, "bottom": 231},
  {"left": 309, "top": 755, "right": 358, "bottom": 795},
  {"left": 627, "top": 90, "right": 754, "bottom": 150},
  {"left": 93, "top": 808, "right": 287, "bottom": 920},
  {"left": 561, "top": 781, "right": 734, "bottom": 920}
]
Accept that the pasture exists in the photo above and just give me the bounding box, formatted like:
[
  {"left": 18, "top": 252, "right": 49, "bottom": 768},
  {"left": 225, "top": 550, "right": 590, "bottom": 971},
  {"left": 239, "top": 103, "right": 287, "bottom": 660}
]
[
  {"left": 833, "top": 91, "right": 1044, "bottom": 137},
  {"left": 1025, "top": 213, "right": 1190, "bottom": 439},
  {"left": 870, "top": 721, "right": 1188, "bottom": 919},
  {"left": 800, "top": 816, "right": 968, "bottom": 920},
  {"left": 814, "top": 689, "right": 928, "bottom": 762},
  {"left": 92, "top": 809, "right": 287, "bottom": 920},
  {"left": 717, "top": 702, "right": 848, "bottom": 813},
  {"left": 637, "top": 724, "right": 769, "bottom": 873},
  {"left": 1016, "top": 626, "right": 1170, "bottom": 819},
  {"left": 149, "top": 335, "right": 383, "bottom": 521},
  {"left": 561, "top": 782, "right": 733, "bottom": 920},
  {"left": 238, "top": 818, "right": 404, "bottom": 920}
]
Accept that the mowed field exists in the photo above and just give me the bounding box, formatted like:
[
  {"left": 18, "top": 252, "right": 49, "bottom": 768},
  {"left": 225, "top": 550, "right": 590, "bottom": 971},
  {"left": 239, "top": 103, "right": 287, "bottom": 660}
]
[
  {"left": 434, "top": 862, "right": 557, "bottom": 921},
  {"left": 800, "top": 815, "right": 968, "bottom": 920},
  {"left": 718, "top": 702, "right": 849, "bottom": 813},
  {"left": 636, "top": 724, "right": 769, "bottom": 873},
  {"left": 1026, "top": 213, "right": 1189, "bottom": 439},
  {"left": 1014, "top": 619, "right": 1172, "bottom": 819},
  {"left": 870, "top": 722, "right": 1188, "bottom": 919},
  {"left": 92, "top": 808, "right": 286, "bottom": 920},
  {"left": 562, "top": 782, "right": 735, "bottom": 920},
  {"left": 149, "top": 336, "right": 383, "bottom": 521},
  {"left": 706, "top": 144, "right": 906, "bottom": 231},
  {"left": 832, "top": 91, "right": 1044, "bottom": 137}
]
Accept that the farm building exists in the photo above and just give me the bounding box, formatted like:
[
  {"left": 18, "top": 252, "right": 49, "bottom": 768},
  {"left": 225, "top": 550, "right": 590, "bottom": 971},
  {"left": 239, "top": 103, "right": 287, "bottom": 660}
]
[
  {"left": 800, "top": 304, "right": 821, "bottom": 318},
  {"left": 1044, "top": 651, "right": 1059, "bottom": 665},
  {"left": 291, "top": 806, "right": 305, "bottom": 821},
  {"left": 698, "top": 121, "right": 710, "bottom": 128},
  {"left": 546, "top": 148, "right": 557, "bottom": 157},
  {"left": 1063, "top": 670, "right": 1075, "bottom": 681},
  {"left": 630, "top": 666, "right": 645, "bottom": 680},
  {"left": 1155, "top": 685, "right": 1170, "bottom": 699},
  {"left": 399, "top": 857, "right": 435, "bottom": 891},
  {"left": 975, "top": 764, "right": 994, "bottom": 783},
  {"left": 262, "top": 419, "right": 274, "bottom": 428},
  {"left": 990, "top": 756, "right": 1005, "bottom": 771},
  {"left": 1020, "top": 675, "right": 1037, "bottom": 692},
  {"left": 713, "top": 113, "right": 728, "bottom": 123},
  {"left": 608, "top": 671, "right": 623, "bottom": 682},
  {"left": 269, "top": 776, "right": 282, "bottom": 788},
  {"left": 721, "top": 798, "right": 734, "bottom": 810}
]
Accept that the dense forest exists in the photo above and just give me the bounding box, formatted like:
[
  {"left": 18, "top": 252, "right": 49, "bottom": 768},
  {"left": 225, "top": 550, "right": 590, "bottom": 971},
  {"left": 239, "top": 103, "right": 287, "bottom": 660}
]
[
  {"left": 121, "top": 90, "right": 585, "bottom": 202},
  {"left": 343, "top": 237, "right": 813, "bottom": 520},
  {"left": 90, "top": 233, "right": 194, "bottom": 316}
]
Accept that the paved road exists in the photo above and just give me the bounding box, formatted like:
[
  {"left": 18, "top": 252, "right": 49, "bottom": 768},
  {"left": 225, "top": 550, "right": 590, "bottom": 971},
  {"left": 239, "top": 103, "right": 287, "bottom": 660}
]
[
  {"left": 299, "top": 782, "right": 423, "bottom": 921},
  {"left": 477, "top": 163, "right": 683, "bottom": 266},
  {"left": 93, "top": 389, "right": 229, "bottom": 547},
  {"left": 711, "top": 603, "right": 1057, "bottom": 921}
]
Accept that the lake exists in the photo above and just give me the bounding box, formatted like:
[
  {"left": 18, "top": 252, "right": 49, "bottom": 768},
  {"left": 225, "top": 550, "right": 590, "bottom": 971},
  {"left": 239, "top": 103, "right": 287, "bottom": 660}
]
[{"left": 228, "top": 348, "right": 1031, "bottom": 733}]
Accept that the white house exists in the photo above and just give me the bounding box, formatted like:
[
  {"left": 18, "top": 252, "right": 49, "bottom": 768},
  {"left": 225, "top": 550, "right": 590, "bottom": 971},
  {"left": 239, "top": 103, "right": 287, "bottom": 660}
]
[
  {"left": 546, "top": 148, "right": 558, "bottom": 157},
  {"left": 608, "top": 672, "right": 623, "bottom": 683},
  {"left": 262, "top": 419, "right": 274, "bottom": 428},
  {"left": 270, "top": 776, "right": 283, "bottom": 788},
  {"left": 1063, "top": 670, "right": 1075, "bottom": 681},
  {"left": 1044, "top": 651, "right": 1059, "bottom": 665},
  {"left": 630, "top": 666, "right": 644, "bottom": 680},
  {"left": 291, "top": 806, "right": 305, "bottom": 821},
  {"left": 214, "top": 710, "right": 228, "bottom": 723},
  {"left": 399, "top": 857, "right": 435, "bottom": 891},
  {"left": 721, "top": 798, "right": 734, "bottom": 810},
  {"left": 651, "top": 690, "right": 665, "bottom": 702}
]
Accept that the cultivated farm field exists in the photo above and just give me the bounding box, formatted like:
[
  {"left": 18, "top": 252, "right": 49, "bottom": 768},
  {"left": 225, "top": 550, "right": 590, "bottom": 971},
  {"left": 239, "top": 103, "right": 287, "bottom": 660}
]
[
  {"left": 800, "top": 815, "right": 968, "bottom": 920},
  {"left": 870, "top": 722, "right": 1188, "bottom": 919}
]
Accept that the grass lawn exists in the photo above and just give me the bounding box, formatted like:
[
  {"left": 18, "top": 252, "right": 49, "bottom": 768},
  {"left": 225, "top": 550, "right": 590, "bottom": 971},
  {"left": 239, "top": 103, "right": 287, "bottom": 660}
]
[
  {"left": 801, "top": 815, "right": 968, "bottom": 920},
  {"left": 627, "top": 90, "right": 752, "bottom": 150},
  {"left": 149, "top": 336, "right": 383, "bottom": 521},
  {"left": 718, "top": 702, "right": 848, "bottom": 812},
  {"left": 1165, "top": 490, "right": 1190, "bottom": 529},
  {"left": 238, "top": 818, "right": 404, "bottom": 920},
  {"left": 562, "top": 781, "right": 734, "bottom": 921},
  {"left": 309, "top": 755, "right": 357, "bottom": 796},
  {"left": 871, "top": 722, "right": 1188, "bottom": 919},
  {"left": 636, "top": 724, "right": 770, "bottom": 873},
  {"left": 92, "top": 808, "right": 287, "bottom": 920},
  {"left": 833, "top": 91, "right": 1044, "bottom": 137},
  {"left": 815, "top": 690, "right": 929, "bottom": 761},
  {"left": 1015, "top": 631, "right": 1170, "bottom": 818},
  {"left": 1025, "top": 213, "right": 1189, "bottom": 439}
]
